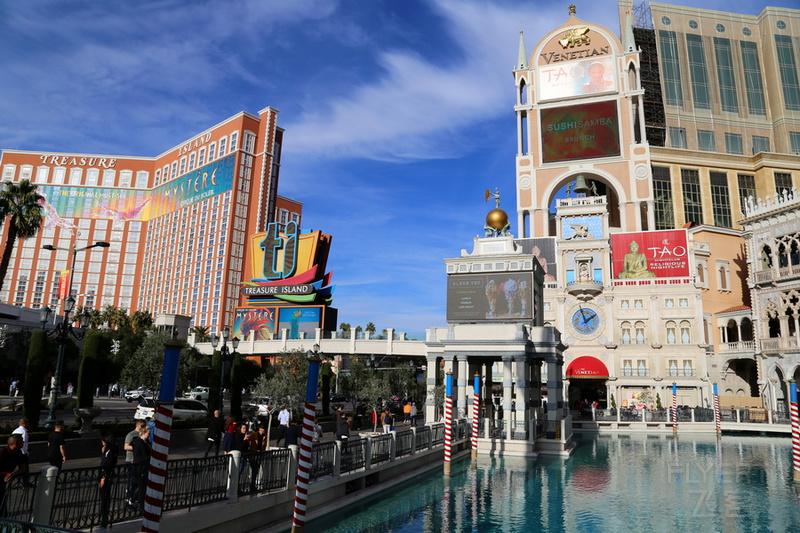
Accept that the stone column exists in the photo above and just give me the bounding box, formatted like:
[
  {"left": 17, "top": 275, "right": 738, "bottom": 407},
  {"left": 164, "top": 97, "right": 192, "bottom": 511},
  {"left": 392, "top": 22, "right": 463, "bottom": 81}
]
[
  {"left": 425, "top": 356, "right": 438, "bottom": 424},
  {"left": 514, "top": 357, "right": 530, "bottom": 440},
  {"left": 457, "top": 356, "right": 468, "bottom": 419},
  {"left": 502, "top": 356, "right": 513, "bottom": 437},
  {"left": 545, "top": 354, "right": 564, "bottom": 437}
]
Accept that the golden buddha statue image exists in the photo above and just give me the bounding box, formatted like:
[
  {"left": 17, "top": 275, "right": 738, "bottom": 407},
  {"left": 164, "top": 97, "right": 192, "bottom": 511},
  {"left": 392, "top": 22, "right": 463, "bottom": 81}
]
[{"left": 618, "top": 240, "right": 656, "bottom": 279}]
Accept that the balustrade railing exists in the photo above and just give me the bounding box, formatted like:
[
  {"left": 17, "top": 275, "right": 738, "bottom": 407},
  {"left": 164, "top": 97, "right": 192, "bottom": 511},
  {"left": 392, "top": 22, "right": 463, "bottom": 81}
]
[
  {"left": 238, "top": 449, "right": 291, "bottom": 496},
  {"left": 310, "top": 441, "right": 336, "bottom": 481},
  {"left": 370, "top": 434, "right": 392, "bottom": 466},
  {"left": 395, "top": 429, "right": 413, "bottom": 457}
]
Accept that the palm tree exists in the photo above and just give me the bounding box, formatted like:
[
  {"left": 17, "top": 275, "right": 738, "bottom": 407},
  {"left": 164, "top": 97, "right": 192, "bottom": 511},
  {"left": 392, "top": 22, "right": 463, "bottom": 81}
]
[
  {"left": 339, "top": 322, "right": 351, "bottom": 339},
  {"left": 365, "top": 322, "right": 376, "bottom": 338},
  {"left": 131, "top": 310, "right": 154, "bottom": 333},
  {"left": 192, "top": 326, "right": 211, "bottom": 342},
  {"left": 0, "top": 180, "right": 44, "bottom": 293}
]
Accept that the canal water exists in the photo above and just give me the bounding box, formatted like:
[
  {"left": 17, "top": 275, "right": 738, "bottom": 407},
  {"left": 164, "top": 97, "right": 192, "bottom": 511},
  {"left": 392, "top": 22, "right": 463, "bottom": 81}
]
[{"left": 307, "top": 433, "right": 800, "bottom": 532}]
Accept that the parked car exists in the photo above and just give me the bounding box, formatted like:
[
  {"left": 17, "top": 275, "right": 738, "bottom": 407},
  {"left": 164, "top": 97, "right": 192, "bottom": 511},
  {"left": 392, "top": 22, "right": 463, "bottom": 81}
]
[
  {"left": 248, "top": 396, "right": 272, "bottom": 417},
  {"left": 134, "top": 399, "right": 209, "bottom": 420},
  {"left": 330, "top": 393, "right": 349, "bottom": 403},
  {"left": 186, "top": 386, "right": 210, "bottom": 401},
  {"left": 125, "top": 387, "right": 155, "bottom": 403}
]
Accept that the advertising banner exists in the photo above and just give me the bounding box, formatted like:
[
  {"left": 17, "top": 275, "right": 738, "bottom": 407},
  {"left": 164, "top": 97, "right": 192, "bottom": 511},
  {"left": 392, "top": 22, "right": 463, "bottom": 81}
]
[
  {"left": 540, "top": 101, "right": 620, "bottom": 163},
  {"left": 37, "top": 154, "right": 235, "bottom": 222},
  {"left": 446, "top": 273, "right": 533, "bottom": 322},
  {"left": 611, "top": 230, "right": 690, "bottom": 279},
  {"left": 58, "top": 270, "right": 69, "bottom": 300},
  {"left": 278, "top": 307, "right": 322, "bottom": 339},
  {"left": 514, "top": 238, "right": 557, "bottom": 281},
  {"left": 233, "top": 307, "right": 276, "bottom": 340},
  {"left": 538, "top": 56, "right": 616, "bottom": 100}
]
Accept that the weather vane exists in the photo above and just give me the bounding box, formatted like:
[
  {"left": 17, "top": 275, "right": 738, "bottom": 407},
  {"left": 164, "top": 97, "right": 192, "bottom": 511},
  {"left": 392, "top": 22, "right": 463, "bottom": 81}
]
[{"left": 484, "top": 188, "right": 510, "bottom": 237}]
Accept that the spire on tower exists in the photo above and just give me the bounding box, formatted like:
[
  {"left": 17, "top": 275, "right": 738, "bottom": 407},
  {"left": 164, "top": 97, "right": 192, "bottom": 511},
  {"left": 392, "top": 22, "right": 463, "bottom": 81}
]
[
  {"left": 516, "top": 30, "right": 528, "bottom": 70},
  {"left": 624, "top": 10, "right": 636, "bottom": 53}
]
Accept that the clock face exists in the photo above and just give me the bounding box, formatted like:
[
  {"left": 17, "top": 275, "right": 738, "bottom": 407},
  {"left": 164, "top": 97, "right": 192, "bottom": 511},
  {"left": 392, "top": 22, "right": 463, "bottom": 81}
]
[{"left": 569, "top": 304, "right": 604, "bottom": 340}]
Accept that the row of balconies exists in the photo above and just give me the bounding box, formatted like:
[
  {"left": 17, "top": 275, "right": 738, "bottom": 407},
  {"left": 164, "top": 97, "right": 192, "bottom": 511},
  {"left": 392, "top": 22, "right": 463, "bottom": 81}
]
[
  {"left": 617, "top": 368, "right": 697, "bottom": 378},
  {"left": 753, "top": 265, "right": 800, "bottom": 284}
]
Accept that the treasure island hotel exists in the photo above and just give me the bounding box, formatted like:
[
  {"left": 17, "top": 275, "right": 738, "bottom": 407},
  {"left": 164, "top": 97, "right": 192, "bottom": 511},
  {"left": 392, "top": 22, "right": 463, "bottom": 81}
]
[
  {"left": 0, "top": 106, "right": 301, "bottom": 332},
  {"left": 514, "top": 1, "right": 800, "bottom": 412}
]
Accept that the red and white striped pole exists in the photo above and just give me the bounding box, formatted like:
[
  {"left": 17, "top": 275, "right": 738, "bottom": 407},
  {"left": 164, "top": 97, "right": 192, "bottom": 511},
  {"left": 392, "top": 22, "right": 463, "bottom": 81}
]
[
  {"left": 443, "top": 372, "right": 453, "bottom": 476},
  {"left": 291, "top": 346, "right": 323, "bottom": 533},
  {"left": 672, "top": 382, "right": 678, "bottom": 436},
  {"left": 471, "top": 373, "right": 480, "bottom": 462},
  {"left": 141, "top": 338, "right": 183, "bottom": 533},
  {"left": 713, "top": 383, "right": 721, "bottom": 438},
  {"left": 789, "top": 380, "right": 800, "bottom": 484}
]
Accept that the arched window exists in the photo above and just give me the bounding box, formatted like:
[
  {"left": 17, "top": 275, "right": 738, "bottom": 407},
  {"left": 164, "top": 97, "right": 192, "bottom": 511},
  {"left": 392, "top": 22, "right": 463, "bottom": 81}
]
[
  {"left": 760, "top": 245, "right": 772, "bottom": 269},
  {"left": 519, "top": 80, "right": 527, "bottom": 105},
  {"left": 680, "top": 321, "right": 691, "bottom": 343},
  {"left": 635, "top": 321, "right": 646, "bottom": 344},
  {"left": 696, "top": 263, "right": 704, "bottom": 283},
  {"left": 621, "top": 321, "right": 632, "bottom": 344},
  {"left": 623, "top": 360, "right": 633, "bottom": 376},
  {"left": 741, "top": 317, "right": 754, "bottom": 341},
  {"left": 666, "top": 321, "right": 677, "bottom": 344},
  {"left": 726, "top": 319, "right": 739, "bottom": 342}
]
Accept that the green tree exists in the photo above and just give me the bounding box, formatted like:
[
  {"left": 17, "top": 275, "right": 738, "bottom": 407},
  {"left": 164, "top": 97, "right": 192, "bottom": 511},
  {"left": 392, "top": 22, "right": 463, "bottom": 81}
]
[
  {"left": 130, "top": 310, "right": 154, "bottom": 334},
  {"left": 23, "top": 330, "right": 48, "bottom": 428},
  {"left": 365, "top": 322, "right": 376, "bottom": 337},
  {"left": 252, "top": 349, "right": 312, "bottom": 417},
  {"left": 230, "top": 351, "right": 243, "bottom": 420},
  {"left": 341, "top": 357, "right": 384, "bottom": 410},
  {"left": 208, "top": 350, "right": 222, "bottom": 413},
  {"left": 77, "top": 329, "right": 105, "bottom": 408},
  {"left": 119, "top": 330, "right": 195, "bottom": 398},
  {"left": 0, "top": 179, "right": 44, "bottom": 293},
  {"left": 192, "top": 326, "right": 211, "bottom": 342},
  {"left": 339, "top": 323, "right": 351, "bottom": 339}
]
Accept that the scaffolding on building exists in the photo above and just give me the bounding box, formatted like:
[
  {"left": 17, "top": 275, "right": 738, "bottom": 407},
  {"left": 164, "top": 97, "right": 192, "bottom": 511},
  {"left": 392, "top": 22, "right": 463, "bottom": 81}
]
[{"left": 632, "top": 1, "right": 666, "bottom": 147}]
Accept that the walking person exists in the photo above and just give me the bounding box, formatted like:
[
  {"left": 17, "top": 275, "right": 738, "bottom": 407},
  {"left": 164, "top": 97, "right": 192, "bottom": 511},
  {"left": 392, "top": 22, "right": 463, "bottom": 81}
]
[
  {"left": 0, "top": 436, "right": 27, "bottom": 518},
  {"left": 123, "top": 419, "right": 145, "bottom": 506},
  {"left": 335, "top": 412, "right": 350, "bottom": 454},
  {"left": 204, "top": 410, "right": 224, "bottom": 457},
  {"left": 98, "top": 434, "right": 118, "bottom": 528},
  {"left": 410, "top": 402, "right": 418, "bottom": 427},
  {"left": 276, "top": 406, "right": 290, "bottom": 446},
  {"left": 47, "top": 420, "right": 67, "bottom": 468},
  {"left": 403, "top": 402, "right": 412, "bottom": 425},
  {"left": 221, "top": 416, "right": 237, "bottom": 454},
  {"left": 130, "top": 426, "right": 151, "bottom": 511},
  {"left": 11, "top": 418, "right": 29, "bottom": 457},
  {"left": 382, "top": 408, "right": 393, "bottom": 434}
]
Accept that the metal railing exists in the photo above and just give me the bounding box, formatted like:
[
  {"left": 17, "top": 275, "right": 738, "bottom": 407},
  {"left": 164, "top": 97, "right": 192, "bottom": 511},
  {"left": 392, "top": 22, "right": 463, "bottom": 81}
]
[
  {"left": 238, "top": 449, "right": 291, "bottom": 496},
  {"left": 575, "top": 407, "right": 790, "bottom": 426},
  {"left": 163, "top": 455, "right": 229, "bottom": 512},
  {"left": 0, "top": 518, "right": 74, "bottom": 533},
  {"left": 395, "top": 430, "right": 413, "bottom": 458},
  {"left": 1, "top": 472, "right": 39, "bottom": 523},
  {"left": 431, "top": 424, "right": 444, "bottom": 446},
  {"left": 370, "top": 434, "right": 392, "bottom": 466},
  {"left": 340, "top": 438, "right": 365, "bottom": 474},
  {"left": 415, "top": 426, "right": 431, "bottom": 451},
  {"left": 310, "top": 442, "right": 335, "bottom": 481}
]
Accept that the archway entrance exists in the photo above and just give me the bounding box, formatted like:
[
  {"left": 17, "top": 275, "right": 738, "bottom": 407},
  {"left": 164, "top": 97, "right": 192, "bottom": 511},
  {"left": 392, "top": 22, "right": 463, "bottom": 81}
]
[{"left": 566, "top": 356, "right": 609, "bottom": 414}]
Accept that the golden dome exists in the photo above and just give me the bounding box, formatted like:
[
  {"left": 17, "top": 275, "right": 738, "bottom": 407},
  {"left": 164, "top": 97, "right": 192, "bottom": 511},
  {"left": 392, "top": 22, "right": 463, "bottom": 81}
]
[{"left": 485, "top": 208, "right": 509, "bottom": 231}]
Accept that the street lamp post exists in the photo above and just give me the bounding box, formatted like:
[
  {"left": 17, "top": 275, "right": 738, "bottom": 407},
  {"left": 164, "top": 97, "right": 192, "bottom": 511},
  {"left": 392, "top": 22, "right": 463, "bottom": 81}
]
[
  {"left": 211, "top": 327, "right": 239, "bottom": 412},
  {"left": 40, "top": 241, "right": 110, "bottom": 429}
]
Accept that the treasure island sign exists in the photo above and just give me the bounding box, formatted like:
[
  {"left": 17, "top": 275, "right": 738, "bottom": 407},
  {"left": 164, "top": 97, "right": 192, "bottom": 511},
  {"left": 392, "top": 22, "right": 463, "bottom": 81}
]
[{"left": 236, "top": 222, "right": 336, "bottom": 341}]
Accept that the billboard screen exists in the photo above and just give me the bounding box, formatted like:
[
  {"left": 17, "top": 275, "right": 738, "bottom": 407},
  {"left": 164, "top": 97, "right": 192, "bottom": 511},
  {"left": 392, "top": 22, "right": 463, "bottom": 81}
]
[
  {"left": 446, "top": 273, "right": 533, "bottom": 322},
  {"left": 540, "top": 101, "right": 620, "bottom": 163},
  {"left": 233, "top": 307, "right": 276, "bottom": 340},
  {"left": 37, "top": 154, "right": 235, "bottom": 223},
  {"left": 278, "top": 307, "right": 322, "bottom": 339},
  {"left": 514, "top": 238, "right": 557, "bottom": 282},
  {"left": 611, "top": 230, "right": 690, "bottom": 279},
  {"left": 538, "top": 56, "right": 617, "bottom": 100}
]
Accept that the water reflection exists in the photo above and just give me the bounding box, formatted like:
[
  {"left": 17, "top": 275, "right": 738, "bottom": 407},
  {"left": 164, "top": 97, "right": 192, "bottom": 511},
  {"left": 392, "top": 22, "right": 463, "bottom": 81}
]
[{"left": 306, "top": 434, "right": 800, "bottom": 532}]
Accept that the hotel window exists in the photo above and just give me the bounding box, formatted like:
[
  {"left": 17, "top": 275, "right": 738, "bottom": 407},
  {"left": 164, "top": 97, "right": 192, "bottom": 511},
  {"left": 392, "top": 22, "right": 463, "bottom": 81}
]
[
  {"left": 179, "top": 157, "right": 186, "bottom": 176},
  {"left": 679, "top": 298, "right": 689, "bottom": 308},
  {"left": 686, "top": 34, "right": 711, "bottom": 110},
  {"left": 623, "top": 360, "right": 633, "bottom": 377},
  {"left": 791, "top": 132, "right": 800, "bottom": 154},
  {"left": 36, "top": 166, "right": 50, "bottom": 182},
  {"left": 668, "top": 127, "right": 687, "bottom": 148},
  {"left": 230, "top": 132, "right": 239, "bottom": 151},
  {"left": 621, "top": 322, "right": 632, "bottom": 344},
  {"left": 634, "top": 299, "right": 643, "bottom": 309},
  {"left": 716, "top": 260, "right": 730, "bottom": 291},
  {"left": 652, "top": 166, "right": 674, "bottom": 230},
  {"left": 752, "top": 135, "right": 770, "bottom": 154},
  {"left": 243, "top": 132, "right": 256, "bottom": 154},
  {"left": 170, "top": 161, "right": 178, "bottom": 179},
  {"left": 775, "top": 172, "right": 793, "bottom": 194},
  {"left": 741, "top": 41, "right": 766, "bottom": 115},
  {"left": 681, "top": 168, "right": 704, "bottom": 225},
  {"left": 697, "top": 130, "right": 715, "bottom": 152},
  {"left": 666, "top": 321, "right": 677, "bottom": 344},
  {"left": 69, "top": 168, "right": 82, "bottom": 185},
  {"left": 668, "top": 360, "right": 679, "bottom": 377},
  {"left": 198, "top": 147, "right": 206, "bottom": 167},
  {"left": 682, "top": 360, "right": 694, "bottom": 376},
  {"left": 710, "top": 171, "right": 732, "bottom": 227},
  {"left": 665, "top": 299, "right": 675, "bottom": 308},
  {"left": 208, "top": 142, "right": 217, "bottom": 161},
  {"left": 154, "top": 170, "right": 161, "bottom": 186},
  {"left": 714, "top": 37, "right": 738, "bottom": 113},
  {"left": 724, "top": 133, "right": 742, "bottom": 155},
  {"left": 188, "top": 153, "right": 196, "bottom": 171},
  {"left": 635, "top": 322, "right": 646, "bottom": 344},
  {"left": 119, "top": 170, "right": 132, "bottom": 188},
  {"left": 696, "top": 261, "right": 707, "bottom": 286},
  {"left": 636, "top": 360, "right": 647, "bottom": 377},
  {"left": 659, "top": 30, "right": 683, "bottom": 107},
  {"left": 219, "top": 137, "right": 227, "bottom": 156},
  {"left": 775, "top": 35, "right": 800, "bottom": 111},
  {"left": 738, "top": 174, "right": 756, "bottom": 213},
  {"left": 680, "top": 321, "right": 692, "bottom": 344}
]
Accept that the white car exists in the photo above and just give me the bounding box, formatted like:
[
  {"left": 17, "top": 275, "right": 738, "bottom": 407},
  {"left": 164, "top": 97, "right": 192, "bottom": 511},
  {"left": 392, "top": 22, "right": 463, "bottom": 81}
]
[
  {"left": 135, "top": 399, "right": 209, "bottom": 420},
  {"left": 186, "top": 386, "right": 210, "bottom": 401},
  {"left": 125, "top": 387, "right": 155, "bottom": 403},
  {"left": 248, "top": 396, "right": 272, "bottom": 417}
]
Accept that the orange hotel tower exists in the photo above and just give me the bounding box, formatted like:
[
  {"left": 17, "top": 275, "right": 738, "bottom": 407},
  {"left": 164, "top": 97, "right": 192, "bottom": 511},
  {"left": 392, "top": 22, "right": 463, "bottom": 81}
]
[{"left": 0, "top": 106, "right": 301, "bottom": 331}]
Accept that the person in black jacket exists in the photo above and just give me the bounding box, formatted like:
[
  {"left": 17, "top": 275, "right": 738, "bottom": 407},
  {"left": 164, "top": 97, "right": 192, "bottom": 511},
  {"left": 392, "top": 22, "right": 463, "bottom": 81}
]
[
  {"left": 98, "top": 434, "right": 118, "bottom": 528},
  {"left": 335, "top": 413, "right": 350, "bottom": 454},
  {"left": 204, "top": 410, "right": 225, "bottom": 457},
  {"left": 129, "top": 426, "right": 151, "bottom": 511}
]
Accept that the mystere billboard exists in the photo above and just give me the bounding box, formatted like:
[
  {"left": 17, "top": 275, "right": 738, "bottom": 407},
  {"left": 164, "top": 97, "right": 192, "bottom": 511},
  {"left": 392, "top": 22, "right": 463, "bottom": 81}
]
[
  {"left": 447, "top": 273, "right": 533, "bottom": 322},
  {"left": 610, "top": 230, "right": 690, "bottom": 279},
  {"left": 540, "top": 101, "right": 620, "bottom": 163}
]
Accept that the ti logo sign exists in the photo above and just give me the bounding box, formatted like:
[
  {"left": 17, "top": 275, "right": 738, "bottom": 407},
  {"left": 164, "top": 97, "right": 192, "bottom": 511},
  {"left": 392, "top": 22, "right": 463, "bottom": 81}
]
[{"left": 259, "top": 221, "right": 298, "bottom": 281}]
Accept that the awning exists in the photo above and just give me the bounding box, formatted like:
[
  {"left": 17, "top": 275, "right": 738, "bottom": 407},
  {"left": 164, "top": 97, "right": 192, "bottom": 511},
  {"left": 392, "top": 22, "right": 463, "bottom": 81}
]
[{"left": 566, "top": 356, "right": 609, "bottom": 379}]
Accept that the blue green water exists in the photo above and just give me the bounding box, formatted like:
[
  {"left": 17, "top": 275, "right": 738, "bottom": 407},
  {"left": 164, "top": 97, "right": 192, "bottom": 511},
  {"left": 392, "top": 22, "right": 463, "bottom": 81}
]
[{"left": 308, "top": 434, "right": 800, "bottom": 532}]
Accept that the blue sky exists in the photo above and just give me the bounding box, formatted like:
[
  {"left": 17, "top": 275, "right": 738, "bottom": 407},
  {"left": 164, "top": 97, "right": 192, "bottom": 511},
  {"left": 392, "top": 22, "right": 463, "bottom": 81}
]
[{"left": 1, "top": 0, "right": 796, "bottom": 338}]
